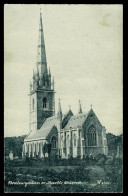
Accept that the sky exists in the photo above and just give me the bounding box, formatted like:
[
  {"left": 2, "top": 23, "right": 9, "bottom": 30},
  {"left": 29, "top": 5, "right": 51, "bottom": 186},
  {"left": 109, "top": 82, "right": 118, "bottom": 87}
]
[{"left": 4, "top": 4, "right": 123, "bottom": 137}]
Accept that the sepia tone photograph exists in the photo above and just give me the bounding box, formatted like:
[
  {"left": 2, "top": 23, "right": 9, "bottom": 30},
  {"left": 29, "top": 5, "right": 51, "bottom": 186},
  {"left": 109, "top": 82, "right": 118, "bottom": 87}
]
[{"left": 4, "top": 4, "right": 123, "bottom": 193}]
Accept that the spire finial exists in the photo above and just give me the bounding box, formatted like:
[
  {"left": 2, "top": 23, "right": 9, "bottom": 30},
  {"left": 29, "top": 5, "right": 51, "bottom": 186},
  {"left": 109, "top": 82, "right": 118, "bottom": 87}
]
[
  {"left": 40, "top": 8, "right": 42, "bottom": 15},
  {"left": 37, "top": 65, "right": 39, "bottom": 77},
  {"left": 33, "top": 69, "right": 35, "bottom": 80},
  {"left": 78, "top": 100, "right": 82, "bottom": 114},
  {"left": 37, "top": 8, "right": 48, "bottom": 77},
  {"left": 69, "top": 105, "right": 71, "bottom": 110},
  {"left": 90, "top": 104, "right": 92, "bottom": 109},
  {"left": 58, "top": 98, "right": 62, "bottom": 115},
  {"left": 30, "top": 79, "right": 32, "bottom": 91},
  {"left": 58, "top": 98, "right": 61, "bottom": 107}
]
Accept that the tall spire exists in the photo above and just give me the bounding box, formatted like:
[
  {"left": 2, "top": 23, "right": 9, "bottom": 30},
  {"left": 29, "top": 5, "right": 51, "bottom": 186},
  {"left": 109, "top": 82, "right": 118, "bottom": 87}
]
[
  {"left": 36, "top": 11, "right": 48, "bottom": 78},
  {"left": 78, "top": 100, "right": 82, "bottom": 114},
  {"left": 57, "top": 98, "right": 62, "bottom": 129},
  {"left": 58, "top": 98, "right": 62, "bottom": 116},
  {"left": 29, "top": 79, "right": 32, "bottom": 91},
  {"left": 33, "top": 69, "right": 35, "bottom": 80}
]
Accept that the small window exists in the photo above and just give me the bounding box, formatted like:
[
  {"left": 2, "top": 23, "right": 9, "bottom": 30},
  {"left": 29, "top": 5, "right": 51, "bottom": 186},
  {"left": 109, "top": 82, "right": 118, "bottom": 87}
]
[
  {"left": 67, "top": 135, "right": 70, "bottom": 147},
  {"left": 74, "top": 133, "right": 76, "bottom": 147},
  {"left": 32, "top": 98, "right": 35, "bottom": 111},
  {"left": 51, "top": 135, "right": 57, "bottom": 148},
  {"left": 43, "top": 97, "right": 47, "bottom": 108}
]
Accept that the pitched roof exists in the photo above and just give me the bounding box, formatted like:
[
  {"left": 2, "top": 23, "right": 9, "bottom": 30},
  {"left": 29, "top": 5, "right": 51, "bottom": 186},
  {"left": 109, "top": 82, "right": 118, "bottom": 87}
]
[
  {"left": 62, "top": 109, "right": 73, "bottom": 128},
  {"left": 24, "top": 109, "right": 92, "bottom": 141},
  {"left": 25, "top": 115, "right": 58, "bottom": 141},
  {"left": 64, "top": 112, "right": 89, "bottom": 130}
]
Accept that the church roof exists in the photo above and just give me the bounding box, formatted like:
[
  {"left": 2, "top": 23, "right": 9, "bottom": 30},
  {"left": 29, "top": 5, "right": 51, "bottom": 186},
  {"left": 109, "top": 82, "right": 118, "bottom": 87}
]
[
  {"left": 25, "top": 116, "right": 58, "bottom": 141},
  {"left": 40, "top": 115, "right": 58, "bottom": 129},
  {"left": 64, "top": 112, "right": 89, "bottom": 130},
  {"left": 24, "top": 110, "right": 92, "bottom": 141}
]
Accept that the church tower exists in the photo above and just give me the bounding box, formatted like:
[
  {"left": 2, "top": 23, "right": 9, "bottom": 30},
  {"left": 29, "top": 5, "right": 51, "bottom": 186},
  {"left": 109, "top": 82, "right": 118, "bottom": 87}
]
[{"left": 29, "top": 12, "right": 55, "bottom": 132}]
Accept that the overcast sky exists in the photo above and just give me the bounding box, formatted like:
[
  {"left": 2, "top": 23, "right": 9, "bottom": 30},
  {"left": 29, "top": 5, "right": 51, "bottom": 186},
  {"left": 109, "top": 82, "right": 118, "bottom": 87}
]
[{"left": 4, "top": 4, "right": 123, "bottom": 137}]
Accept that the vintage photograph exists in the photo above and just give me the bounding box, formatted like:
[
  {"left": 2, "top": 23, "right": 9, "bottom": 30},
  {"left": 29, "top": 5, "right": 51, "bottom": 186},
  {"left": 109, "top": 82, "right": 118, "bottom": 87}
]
[{"left": 4, "top": 4, "right": 123, "bottom": 193}]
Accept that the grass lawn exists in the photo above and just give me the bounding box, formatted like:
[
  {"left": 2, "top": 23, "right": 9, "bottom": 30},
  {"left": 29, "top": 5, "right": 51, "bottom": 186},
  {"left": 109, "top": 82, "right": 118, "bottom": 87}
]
[{"left": 4, "top": 157, "right": 123, "bottom": 193}]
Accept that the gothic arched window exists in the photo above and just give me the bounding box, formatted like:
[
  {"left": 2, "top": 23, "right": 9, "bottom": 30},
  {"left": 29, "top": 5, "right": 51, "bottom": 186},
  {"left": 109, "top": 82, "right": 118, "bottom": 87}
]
[
  {"left": 74, "top": 133, "right": 77, "bottom": 147},
  {"left": 43, "top": 97, "right": 47, "bottom": 108},
  {"left": 67, "top": 135, "right": 69, "bottom": 147},
  {"left": 51, "top": 135, "right": 57, "bottom": 148},
  {"left": 87, "top": 125, "right": 97, "bottom": 146},
  {"left": 32, "top": 98, "right": 35, "bottom": 111}
]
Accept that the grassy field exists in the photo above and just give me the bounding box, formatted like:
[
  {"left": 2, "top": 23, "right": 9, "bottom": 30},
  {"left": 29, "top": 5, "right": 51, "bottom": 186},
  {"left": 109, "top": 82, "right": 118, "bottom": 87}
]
[{"left": 4, "top": 157, "right": 123, "bottom": 193}]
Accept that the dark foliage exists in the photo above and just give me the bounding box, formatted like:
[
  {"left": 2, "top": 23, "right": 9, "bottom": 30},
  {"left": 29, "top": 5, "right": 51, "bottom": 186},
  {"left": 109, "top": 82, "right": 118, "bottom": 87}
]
[
  {"left": 106, "top": 133, "right": 123, "bottom": 156},
  {"left": 4, "top": 135, "right": 27, "bottom": 157},
  {"left": 4, "top": 133, "right": 123, "bottom": 159}
]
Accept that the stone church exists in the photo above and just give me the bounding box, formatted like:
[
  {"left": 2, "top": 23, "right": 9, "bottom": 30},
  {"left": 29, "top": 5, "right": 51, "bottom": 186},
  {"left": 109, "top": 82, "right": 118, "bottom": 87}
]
[{"left": 22, "top": 12, "right": 108, "bottom": 159}]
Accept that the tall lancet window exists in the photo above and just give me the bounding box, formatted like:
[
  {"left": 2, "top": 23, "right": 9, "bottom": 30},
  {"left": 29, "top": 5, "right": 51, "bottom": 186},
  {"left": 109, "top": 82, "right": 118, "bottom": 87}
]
[
  {"left": 51, "top": 135, "right": 57, "bottom": 148},
  {"left": 32, "top": 98, "right": 35, "bottom": 111},
  {"left": 43, "top": 97, "right": 47, "bottom": 108},
  {"left": 67, "top": 135, "right": 70, "bottom": 147},
  {"left": 87, "top": 125, "right": 97, "bottom": 146},
  {"left": 74, "top": 133, "right": 77, "bottom": 147}
]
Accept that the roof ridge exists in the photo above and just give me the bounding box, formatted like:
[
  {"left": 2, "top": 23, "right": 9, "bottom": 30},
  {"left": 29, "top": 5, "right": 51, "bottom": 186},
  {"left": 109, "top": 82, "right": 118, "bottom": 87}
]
[{"left": 81, "top": 110, "right": 90, "bottom": 127}]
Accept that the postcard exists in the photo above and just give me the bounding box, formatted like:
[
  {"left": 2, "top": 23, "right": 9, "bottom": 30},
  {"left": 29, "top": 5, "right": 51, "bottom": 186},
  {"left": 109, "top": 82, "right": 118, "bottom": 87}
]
[{"left": 4, "top": 4, "right": 123, "bottom": 193}]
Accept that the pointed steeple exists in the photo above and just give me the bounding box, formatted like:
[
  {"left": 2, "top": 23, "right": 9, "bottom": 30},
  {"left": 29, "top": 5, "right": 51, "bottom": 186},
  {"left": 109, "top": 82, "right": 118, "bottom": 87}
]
[
  {"left": 36, "top": 65, "right": 40, "bottom": 80},
  {"left": 33, "top": 69, "right": 35, "bottom": 80},
  {"left": 57, "top": 98, "right": 62, "bottom": 128},
  {"left": 29, "top": 79, "right": 32, "bottom": 91},
  {"left": 36, "top": 11, "right": 48, "bottom": 78},
  {"left": 57, "top": 98, "right": 62, "bottom": 116},
  {"left": 78, "top": 100, "right": 82, "bottom": 114},
  {"left": 57, "top": 98, "right": 62, "bottom": 155}
]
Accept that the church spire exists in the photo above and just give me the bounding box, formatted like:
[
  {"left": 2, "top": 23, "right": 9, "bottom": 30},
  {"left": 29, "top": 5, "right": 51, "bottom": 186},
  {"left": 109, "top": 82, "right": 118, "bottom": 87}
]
[
  {"left": 57, "top": 98, "right": 62, "bottom": 130},
  {"left": 36, "top": 11, "right": 48, "bottom": 78},
  {"left": 29, "top": 79, "right": 32, "bottom": 91},
  {"left": 78, "top": 100, "right": 82, "bottom": 114},
  {"left": 33, "top": 69, "right": 35, "bottom": 80},
  {"left": 57, "top": 98, "right": 62, "bottom": 117}
]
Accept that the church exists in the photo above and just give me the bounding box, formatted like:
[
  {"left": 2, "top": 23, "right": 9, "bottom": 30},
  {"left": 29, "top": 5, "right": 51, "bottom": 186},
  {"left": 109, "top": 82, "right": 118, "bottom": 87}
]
[{"left": 22, "top": 12, "right": 108, "bottom": 159}]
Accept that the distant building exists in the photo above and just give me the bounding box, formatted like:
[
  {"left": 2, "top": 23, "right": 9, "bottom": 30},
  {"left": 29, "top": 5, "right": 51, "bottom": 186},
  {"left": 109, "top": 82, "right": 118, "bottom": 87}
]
[{"left": 22, "top": 12, "right": 108, "bottom": 159}]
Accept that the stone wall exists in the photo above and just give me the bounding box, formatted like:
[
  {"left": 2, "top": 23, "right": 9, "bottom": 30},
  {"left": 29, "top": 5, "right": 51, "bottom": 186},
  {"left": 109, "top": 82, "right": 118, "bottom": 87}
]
[{"left": 29, "top": 92, "right": 37, "bottom": 132}]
